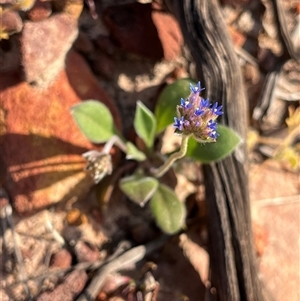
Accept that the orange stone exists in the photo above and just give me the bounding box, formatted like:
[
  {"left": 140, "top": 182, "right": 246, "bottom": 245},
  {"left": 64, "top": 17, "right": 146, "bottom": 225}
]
[
  {"left": 0, "top": 50, "right": 121, "bottom": 214},
  {"left": 26, "top": 0, "right": 52, "bottom": 22},
  {"left": 152, "top": 6, "right": 183, "bottom": 61}
]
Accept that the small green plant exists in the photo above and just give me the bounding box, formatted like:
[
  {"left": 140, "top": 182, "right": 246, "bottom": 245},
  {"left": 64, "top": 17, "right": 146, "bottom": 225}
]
[{"left": 70, "top": 79, "right": 241, "bottom": 234}]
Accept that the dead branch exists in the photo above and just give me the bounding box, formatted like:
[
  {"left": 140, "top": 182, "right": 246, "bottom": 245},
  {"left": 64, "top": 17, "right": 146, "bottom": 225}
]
[{"left": 164, "top": 1, "right": 268, "bottom": 300}]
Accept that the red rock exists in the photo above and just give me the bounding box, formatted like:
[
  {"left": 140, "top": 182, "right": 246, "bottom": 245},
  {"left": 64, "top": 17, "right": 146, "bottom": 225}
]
[
  {"left": 151, "top": 4, "right": 183, "bottom": 61},
  {"left": 37, "top": 270, "right": 88, "bottom": 301},
  {"left": 50, "top": 248, "right": 72, "bottom": 268},
  {"left": 27, "top": 0, "right": 52, "bottom": 22},
  {"left": 20, "top": 13, "right": 79, "bottom": 88},
  {"left": 102, "top": 2, "right": 183, "bottom": 61},
  {"left": 0, "top": 50, "right": 122, "bottom": 214},
  {"left": 74, "top": 240, "right": 99, "bottom": 262}
]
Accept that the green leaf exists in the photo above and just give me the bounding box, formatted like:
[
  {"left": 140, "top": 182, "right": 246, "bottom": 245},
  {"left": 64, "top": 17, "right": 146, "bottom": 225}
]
[
  {"left": 125, "top": 142, "right": 146, "bottom": 162},
  {"left": 150, "top": 183, "right": 186, "bottom": 234},
  {"left": 119, "top": 174, "right": 159, "bottom": 207},
  {"left": 134, "top": 101, "right": 157, "bottom": 149},
  {"left": 186, "top": 125, "right": 241, "bottom": 163},
  {"left": 154, "top": 78, "right": 196, "bottom": 134},
  {"left": 70, "top": 100, "right": 117, "bottom": 143}
]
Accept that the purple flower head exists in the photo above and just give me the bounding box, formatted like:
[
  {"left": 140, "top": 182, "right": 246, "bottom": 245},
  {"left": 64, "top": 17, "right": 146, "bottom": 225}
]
[{"left": 173, "top": 82, "right": 223, "bottom": 143}]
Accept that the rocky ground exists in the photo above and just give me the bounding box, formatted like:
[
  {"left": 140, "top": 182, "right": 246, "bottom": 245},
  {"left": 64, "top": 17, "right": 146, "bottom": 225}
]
[{"left": 0, "top": 0, "right": 299, "bottom": 300}]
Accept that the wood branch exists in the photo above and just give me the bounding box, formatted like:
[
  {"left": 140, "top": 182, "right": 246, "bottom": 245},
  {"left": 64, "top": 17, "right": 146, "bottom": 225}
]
[
  {"left": 76, "top": 235, "right": 168, "bottom": 301},
  {"left": 164, "top": 1, "right": 266, "bottom": 300},
  {"left": 252, "top": 64, "right": 283, "bottom": 122},
  {"left": 253, "top": 0, "right": 299, "bottom": 124},
  {"left": 272, "top": 0, "right": 300, "bottom": 61}
]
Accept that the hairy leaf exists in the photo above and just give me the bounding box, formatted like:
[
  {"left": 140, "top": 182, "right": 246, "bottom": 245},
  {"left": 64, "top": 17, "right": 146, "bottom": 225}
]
[
  {"left": 119, "top": 175, "right": 159, "bottom": 207},
  {"left": 134, "top": 101, "right": 157, "bottom": 149},
  {"left": 186, "top": 125, "right": 241, "bottom": 163},
  {"left": 150, "top": 183, "right": 186, "bottom": 234},
  {"left": 125, "top": 142, "right": 146, "bottom": 161},
  {"left": 70, "top": 100, "right": 117, "bottom": 143}
]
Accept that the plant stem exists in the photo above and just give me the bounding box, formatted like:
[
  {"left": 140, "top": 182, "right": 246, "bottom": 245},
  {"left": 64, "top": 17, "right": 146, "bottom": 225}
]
[
  {"left": 151, "top": 135, "right": 190, "bottom": 178},
  {"left": 102, "top": 135, "right": 127, "bottom": 154}
]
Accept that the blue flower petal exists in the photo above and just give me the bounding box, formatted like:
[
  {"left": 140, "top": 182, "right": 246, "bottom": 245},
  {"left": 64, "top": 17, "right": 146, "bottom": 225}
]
[
  {"left": 180, "top": 98, "right": 192, "bottom": 109},
  {"left": 211, "top": 102, "right": 223, "bottom": 115},
  {"left": 200, "top": 98, "right": 210, "bottom": 108},
  {"left": 173, "top": 116, "right": 184, "bottom": 130},
  {"left": 194, "top": 108, "right": 204, "bottom": 116},
  {"left": 190, "top": 82, "right": 205, "bottom": 93}
]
